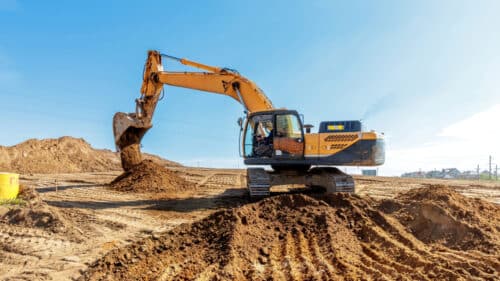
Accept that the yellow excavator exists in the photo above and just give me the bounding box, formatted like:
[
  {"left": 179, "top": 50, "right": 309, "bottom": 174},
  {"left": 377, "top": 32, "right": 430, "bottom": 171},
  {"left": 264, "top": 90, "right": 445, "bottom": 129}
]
[{"left": 113, "top": 50, "right": 385, "bottom": 196}]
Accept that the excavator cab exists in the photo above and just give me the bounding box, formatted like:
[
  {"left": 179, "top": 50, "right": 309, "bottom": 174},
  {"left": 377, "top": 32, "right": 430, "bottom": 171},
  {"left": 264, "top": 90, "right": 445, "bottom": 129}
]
[{"left": 242, "top": 110, "right": 305, "bottom": 163}]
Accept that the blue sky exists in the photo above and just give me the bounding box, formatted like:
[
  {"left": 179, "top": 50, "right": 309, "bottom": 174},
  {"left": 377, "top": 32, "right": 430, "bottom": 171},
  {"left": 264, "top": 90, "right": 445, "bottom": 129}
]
[{"left": 1, "top": 0, "right": 499, "bottom": 175}]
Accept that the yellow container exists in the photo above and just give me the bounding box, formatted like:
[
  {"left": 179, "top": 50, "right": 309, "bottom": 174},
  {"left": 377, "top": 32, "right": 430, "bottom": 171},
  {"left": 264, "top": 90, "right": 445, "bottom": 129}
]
[{"left": 0, "top": 173, "right": 19, "bottom": 200}]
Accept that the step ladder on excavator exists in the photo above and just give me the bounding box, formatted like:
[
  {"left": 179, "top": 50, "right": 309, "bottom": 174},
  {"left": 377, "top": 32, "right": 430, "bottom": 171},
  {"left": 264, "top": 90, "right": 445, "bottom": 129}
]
[{"left": 247, "top": 168, "right": 271, "bottom": 197}]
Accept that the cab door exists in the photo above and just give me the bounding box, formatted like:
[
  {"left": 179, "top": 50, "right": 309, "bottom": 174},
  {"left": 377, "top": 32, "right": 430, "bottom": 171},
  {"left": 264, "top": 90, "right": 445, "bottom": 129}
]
[
  {"left": 243, "top": 114, "right": 274, "bottom": 158},
  {"left": 273, "top": 113, "right": 304, "bottom": 159}
]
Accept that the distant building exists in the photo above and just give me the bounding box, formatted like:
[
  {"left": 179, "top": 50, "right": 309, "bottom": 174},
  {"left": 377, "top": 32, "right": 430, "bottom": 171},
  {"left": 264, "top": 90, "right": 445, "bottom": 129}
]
[
  {"left": 401, "top": 168, "right": 478, "bottom": 179},
  {"left": 441, "top": 168, "right": 461, "bottom": 178},
  {"left": 426, "top": 170, "right": 442, "bottom": 178},
  {"left": 362, "top": 169, "right": 377, "bottom": 176},
  {"left": 460, "top": 170, "right": 477, "bottom": 179},
  {"left": 401, "top": 171, "right": 426, "bottom": 178}
]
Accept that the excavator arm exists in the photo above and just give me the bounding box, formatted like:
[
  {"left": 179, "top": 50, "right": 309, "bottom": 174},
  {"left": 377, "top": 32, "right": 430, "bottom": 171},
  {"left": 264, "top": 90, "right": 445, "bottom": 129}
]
[{"left": 113, "top": 50, "right": 273, "bottom": 170}]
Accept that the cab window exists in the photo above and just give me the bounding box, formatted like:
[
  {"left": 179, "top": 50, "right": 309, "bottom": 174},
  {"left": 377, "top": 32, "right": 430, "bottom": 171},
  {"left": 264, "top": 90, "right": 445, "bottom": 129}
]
[{"left": 275, "top": 114, "right": 302, "bottom": 138}]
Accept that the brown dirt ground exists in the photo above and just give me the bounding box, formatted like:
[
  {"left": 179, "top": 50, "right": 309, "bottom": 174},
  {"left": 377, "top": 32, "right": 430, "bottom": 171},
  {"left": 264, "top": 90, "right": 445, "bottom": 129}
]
[
  {"left": 0, "top": 136, "right": 180, "bottom": 174},
  {"left": 378, "top": 184, "right": 500, "bottom": 254},
  {"left": 0, "top": 166, "right": 499, "bottom": 280},
  {"left": 80, "top": 188, "right": 500, "bottom": 281},
  {"left": 109, "top": 160, "right": 193, "bottom": 193},
  {"left": 0, "top": 185, "right": 83, "bottom": 241}
]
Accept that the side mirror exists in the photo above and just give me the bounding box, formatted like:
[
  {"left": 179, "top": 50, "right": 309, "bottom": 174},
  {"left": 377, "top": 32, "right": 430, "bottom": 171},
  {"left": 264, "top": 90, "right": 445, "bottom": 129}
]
[{"left": 237, "top": 117, "right": 243, "bottom": 130}]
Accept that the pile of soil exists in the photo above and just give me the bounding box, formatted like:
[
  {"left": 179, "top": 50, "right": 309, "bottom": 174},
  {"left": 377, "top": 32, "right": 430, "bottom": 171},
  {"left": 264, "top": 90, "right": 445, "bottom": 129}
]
[
  {"left": 0, "top": 186, "right": 81, "bottom": 239},
  {"left": 0, "top": 136, "right": 180, "bottom": 174},
  {"left": 379, "top": 184, "right": 500, "bottom": 253},
  {"left": 80, "top": 189, "right": 499, "bottom": 281},
  {"left": 109, "top": 160, "right": 192, "bottom": 193}
]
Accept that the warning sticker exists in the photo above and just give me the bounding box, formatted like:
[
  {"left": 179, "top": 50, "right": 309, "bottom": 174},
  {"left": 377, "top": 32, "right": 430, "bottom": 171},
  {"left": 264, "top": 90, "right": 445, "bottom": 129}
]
[{"left": 327, "top": 125, "right": 344, "bottom": 131}]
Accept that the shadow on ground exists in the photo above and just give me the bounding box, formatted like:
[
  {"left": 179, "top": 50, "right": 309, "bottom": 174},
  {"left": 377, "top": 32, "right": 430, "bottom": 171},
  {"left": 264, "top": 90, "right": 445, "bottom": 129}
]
[
  {"left": 37, "top": 184, "right": 101, "bottom": 193},
  {"left": 45, "top": 188, "right": 251, "bottom": 213}
]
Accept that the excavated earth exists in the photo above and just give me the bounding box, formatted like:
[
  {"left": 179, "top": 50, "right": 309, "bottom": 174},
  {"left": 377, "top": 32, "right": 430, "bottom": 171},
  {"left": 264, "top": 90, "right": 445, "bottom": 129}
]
[
  {"left": 378, "top": 185, "right": 500, "bottom": 254},
  {"left": 0, "top": 186, "right": 82, "bottom": 240},
  {"left": 0, "top": 136, "right": 179, "bottom": 174},
  {"left": 109, "top": 160, "right": 193, "bottom": 193},
  {"left": 80, "top": 186, "right": 500, "bottom": 281}
]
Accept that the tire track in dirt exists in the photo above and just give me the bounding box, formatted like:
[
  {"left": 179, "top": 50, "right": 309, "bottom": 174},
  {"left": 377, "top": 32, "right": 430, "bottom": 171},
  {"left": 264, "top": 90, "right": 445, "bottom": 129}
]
[
  {"left": 1, "top": 175, "right": 213, "bottom": 281},
  {"left": 265, "top": 243, "right": 287, "bottom": 281},
  {"left": 3, "top": 170, "right": 500, "bottom": 281},
  {"left": 81, "top": 186, "right": 500, "bottom": 281},
  {"left": 296, "top": 230, "right": 322, "bottom": 280},
  {"left": 283, "top": 232, "right": 301, "bottom": 281}
]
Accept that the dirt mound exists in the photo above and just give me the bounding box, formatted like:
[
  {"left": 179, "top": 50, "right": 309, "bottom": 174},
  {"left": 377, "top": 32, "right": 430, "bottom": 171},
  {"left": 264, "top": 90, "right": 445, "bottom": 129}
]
[
  {"left": 0, "top": 136, "right": 180, "bottom": 174},
  {"left": 109, "top": 160, "right": 192, "bottom": 193},
  {"left": 379, "top": 184, "right": 500, "bottom": 253},
  {"left": 80, "top": 192, "right": 499, "bottom": 281},
  {"left": 0, "top": 186, "right": 81, "bottom": 239}
]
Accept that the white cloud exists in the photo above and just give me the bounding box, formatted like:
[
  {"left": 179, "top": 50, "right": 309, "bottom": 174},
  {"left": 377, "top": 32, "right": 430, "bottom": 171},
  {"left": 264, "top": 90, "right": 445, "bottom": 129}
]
[
  {"left": 439, "top": 104, "right": 500, "bottom": 142},
  {"left": 381, "top": 104, "right": 500, "bottom": 176}
]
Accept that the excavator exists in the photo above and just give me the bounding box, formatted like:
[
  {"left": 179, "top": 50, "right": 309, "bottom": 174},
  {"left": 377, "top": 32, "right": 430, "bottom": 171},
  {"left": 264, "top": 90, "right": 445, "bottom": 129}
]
[{"left": 113, "top": 50, "right": 385, "bottom": 197}]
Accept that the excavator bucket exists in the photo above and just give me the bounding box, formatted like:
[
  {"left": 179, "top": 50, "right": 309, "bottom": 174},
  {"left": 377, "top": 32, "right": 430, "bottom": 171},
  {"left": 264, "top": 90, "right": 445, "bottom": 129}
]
[
  {"left": 112, "top": 112, "right": 151, "bottom": 147},
  {"left": 112, "top": 112, "right": 152, "bottom": 171}
]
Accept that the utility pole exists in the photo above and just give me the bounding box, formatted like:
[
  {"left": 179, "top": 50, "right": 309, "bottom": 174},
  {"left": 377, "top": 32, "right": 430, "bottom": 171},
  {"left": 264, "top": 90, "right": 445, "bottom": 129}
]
[
  {"left": 489, "top": 155, "right": 492, "bottom": 180},
  {"left": 496, "top": 164, "right": 498, "bottom": 181},
  {"left": 477, "top": 164, "right": 480, "bottom": 180}
]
